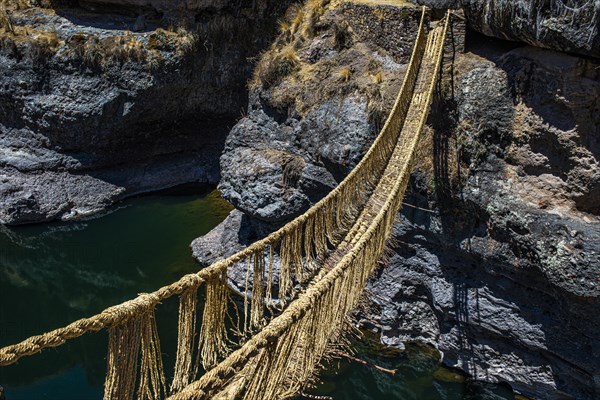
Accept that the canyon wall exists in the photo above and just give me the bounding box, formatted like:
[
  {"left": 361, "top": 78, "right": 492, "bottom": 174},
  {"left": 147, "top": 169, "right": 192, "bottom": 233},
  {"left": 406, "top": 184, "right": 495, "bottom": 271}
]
[
  {"left": 192, "top": 2, "right": 600, "bottom": 398},
  {"left": 419, "top": 0, "right": 600, "bottom": 58},
  {"left": 0, "top": 0, "right": 294, "bottom": 224}
]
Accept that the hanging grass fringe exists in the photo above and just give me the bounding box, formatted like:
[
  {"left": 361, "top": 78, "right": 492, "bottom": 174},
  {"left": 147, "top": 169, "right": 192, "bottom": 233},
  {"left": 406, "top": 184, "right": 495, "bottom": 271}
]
[
  {"left": 251, "top": 250, "right": 266, "bottom": 329},
  {"left": 168, "top": 10, "right": 449, "bottom": 400},
  {"left": 138, "top": 311, "right": 166, "bottom": 400},
  {"left": 171, "top": 287, "right": 199, "bottom": 394},
  {"left": 104, "top": 307, "right": 166, "bottom": 400},
  {"left": 198, "top": 273, "right": 229, "bottom": 369},
  {"left": 104, "top": 317, "right": 143, "bottom": 400},
  {"left": 0, "top": 9, "right": 452, "bottom": 400}
]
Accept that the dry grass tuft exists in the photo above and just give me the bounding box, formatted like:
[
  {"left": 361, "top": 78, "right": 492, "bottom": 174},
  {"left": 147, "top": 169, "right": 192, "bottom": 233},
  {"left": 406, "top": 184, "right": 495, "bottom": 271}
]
[
  {"left": 372, "top": 71, "right": 383, "bottom": 84},
  {"left": 0, "top": 18, "right": 61, "bottom": 64},
  {"left": 0, "top": 0, "right": 31, "bottom": 11},
  {"left": 301, "top": 0, "right": 326, "bottom": 38},
  {"left": 289, "top": 4, "right": 305, "bottom": 35},
  {"left": 279, "top": 19, "right": 291, "bottom": 34},
  {"left": 64, "top": 32, "right": 151, "bottom": 66},
  {"left": 252, "top": 0, "right": 336, "bottom": 88},
  {"left": 339, "top": 67, "right": 351, "bottom": 82},
  {"left": 0, "top": 7, "right": 14, "bottom": 34},
  {"left": 100, "top": 35, "right": 146, "bottom": 63},
  {"left": 251, "top": 0, "right": 399, "bottom": 124},
  {"left": 65, "top": 33, "right": 101, "bottom": 65},
  {"left": 21, "top": 29, "right": 60, "bottom": 64},
  {"left": 285, "top": 0, "right": 332, "bottom": 40},
  {"left": 373, "top": 7, "right": 385, "bottom": 22},
  {"left": 148, "top": 27, "right": 196, "bottom": 55},
  {"left": 253, "top": 46, "right": 300, "bottom": 89}
]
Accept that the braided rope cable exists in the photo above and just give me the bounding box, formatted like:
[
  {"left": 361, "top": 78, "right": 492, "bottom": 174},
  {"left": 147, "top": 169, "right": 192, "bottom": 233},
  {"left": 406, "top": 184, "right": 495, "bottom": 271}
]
[
  {"left": 168, "top": 11, "right": 450, "bottom": 400},
  {"left": 0, "top": 7, "right": 432, "bottom": 368}
]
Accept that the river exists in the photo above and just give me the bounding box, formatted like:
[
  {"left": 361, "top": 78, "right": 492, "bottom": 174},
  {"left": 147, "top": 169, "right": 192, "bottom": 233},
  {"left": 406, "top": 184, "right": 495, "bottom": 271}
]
[{"left": 0, "top": 188, "right": 515, "bottom": 400}]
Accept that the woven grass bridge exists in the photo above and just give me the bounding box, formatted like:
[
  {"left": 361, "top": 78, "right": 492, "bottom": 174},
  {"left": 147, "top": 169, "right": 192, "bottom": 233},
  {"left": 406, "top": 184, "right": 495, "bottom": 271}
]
[{"left": 0, "top": 8, "right": 450, "bottom": 400}]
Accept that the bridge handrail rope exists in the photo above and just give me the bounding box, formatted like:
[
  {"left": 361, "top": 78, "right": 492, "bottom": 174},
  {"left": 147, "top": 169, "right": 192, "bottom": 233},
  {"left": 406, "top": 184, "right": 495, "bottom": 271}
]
[
  {"left": 169, "top": 13, "right": 451, "bottom": 400},
  {"left": 0, "top": 6, "right": 426, "bottom": 368},
  {"left": 0, "top": 6, "right": 452, "bottom": 400}
]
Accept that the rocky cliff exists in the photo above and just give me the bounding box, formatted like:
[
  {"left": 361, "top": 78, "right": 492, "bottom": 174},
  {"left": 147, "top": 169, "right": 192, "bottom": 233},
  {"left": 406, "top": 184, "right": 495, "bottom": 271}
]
[
  {"left": 372, "top": 44, "right": 600, "bottom": 399},
  {"left": 217, "top": 0, "right": 423, "bottom": 225},
  {"left": 0, "top": 0, "right": 293, "bottom": 224},
  {"left": 2, "top": 0, "right": 599, "bottom": 397},
  {"left": 192, "top": 1, "right": 600, "bottom": 399},
  {"left": 419, "top": 0, "right": 600, "bottom": 58}
]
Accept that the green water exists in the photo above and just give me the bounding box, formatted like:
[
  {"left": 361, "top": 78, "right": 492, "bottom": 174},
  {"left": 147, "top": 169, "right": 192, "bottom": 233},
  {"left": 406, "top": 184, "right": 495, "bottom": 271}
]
[
  {"left": 0, "top": 187, "right": 233, "bottom": 399},
  {"left": 0, "top": 188, "right": 515, "bottom": 400},
  {"left": 310, "top": 338, "right": 516, "bottom": 400}
]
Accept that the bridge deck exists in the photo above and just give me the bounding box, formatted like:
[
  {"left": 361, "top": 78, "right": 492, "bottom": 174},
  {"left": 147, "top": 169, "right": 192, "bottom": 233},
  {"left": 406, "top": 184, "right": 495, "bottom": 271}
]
[
  {"left": 0, "top": 8, "right": 450, "bottom": 400},
  {"left": 170, "top": 18, "right": 449, "bottom": 400}
]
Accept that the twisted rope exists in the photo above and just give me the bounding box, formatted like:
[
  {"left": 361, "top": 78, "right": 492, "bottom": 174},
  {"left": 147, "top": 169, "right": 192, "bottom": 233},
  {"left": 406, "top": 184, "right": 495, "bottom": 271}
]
[
  {"left": 0, "top": 6, "right": 432, "bottom": 368},
  {"left": 168, "top": 10, "right": 450, "bottom": 400},
  {"left": 1, "top": 7, "right": 452, "bottom": 400}
]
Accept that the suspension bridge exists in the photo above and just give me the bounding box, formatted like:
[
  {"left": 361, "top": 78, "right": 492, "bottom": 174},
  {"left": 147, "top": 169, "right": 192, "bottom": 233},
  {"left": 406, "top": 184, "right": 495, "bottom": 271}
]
[{"left": 0, "top": 7, "right": 451, "bottom": 400}]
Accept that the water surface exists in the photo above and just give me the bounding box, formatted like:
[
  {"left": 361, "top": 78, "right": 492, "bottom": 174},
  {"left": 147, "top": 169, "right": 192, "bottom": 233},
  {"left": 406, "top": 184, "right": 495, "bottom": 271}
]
[
  {"left": 0, "top": 188, "right": 232, "bottom": 399},
  {"left": 312, "top": 337, "right": 516, "bottom": 400},
  {"left": 0, "top": 188, "right": 516, "bottom": 400}
]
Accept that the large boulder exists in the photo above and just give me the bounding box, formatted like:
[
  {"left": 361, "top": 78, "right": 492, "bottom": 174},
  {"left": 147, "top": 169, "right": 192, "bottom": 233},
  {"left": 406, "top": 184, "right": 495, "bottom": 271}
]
[
  {"left": 464, "top": 0, "right": 600, "bottom": 58},
  {"left": 418, "top": 0, "right": 600, "bottom": 58},
  {"left": 0, "top": 0, "right": 293, "bottom": 224}
]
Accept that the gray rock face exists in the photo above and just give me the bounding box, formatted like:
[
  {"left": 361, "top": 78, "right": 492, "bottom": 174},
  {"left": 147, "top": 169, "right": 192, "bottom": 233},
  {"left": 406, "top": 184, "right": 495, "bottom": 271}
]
[
  {"left": 498, "top": 47, "right": 600, "bottom": 214},
  {"left": 371, "top": 166, "right": 600, "bottom": 399},
  {"left": 0, "top": 0, "right": 292, "bottom": 224},
  {"left": 219, "top": 95, "right": 372, "bottom": 223},
  {"left": 369, "top": 46, "right": 600, "bottom": 399},
  {"left": 463, "top": 0, "right": 600, "bottom": 58},
  {"left": 194, "top": 22, "right": 600, "bottom": 400},
  {"left": 456, "top": 47, "right": 600, "bottom": 218},
  {"left": 0, "top": 167, "right": 124, "bottom": 225},
  {"left": 419, "top": 0, "right": 600, "bottom": 58}
]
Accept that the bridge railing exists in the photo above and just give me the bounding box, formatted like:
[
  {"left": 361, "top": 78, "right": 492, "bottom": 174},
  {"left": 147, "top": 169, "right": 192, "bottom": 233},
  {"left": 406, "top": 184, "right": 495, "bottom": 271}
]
[
  {"left": 169, "top": 14, "right": 450, "bottom": 400},
  {"left": 0, "top": 6, "right": 431, "bottom": 400}
]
